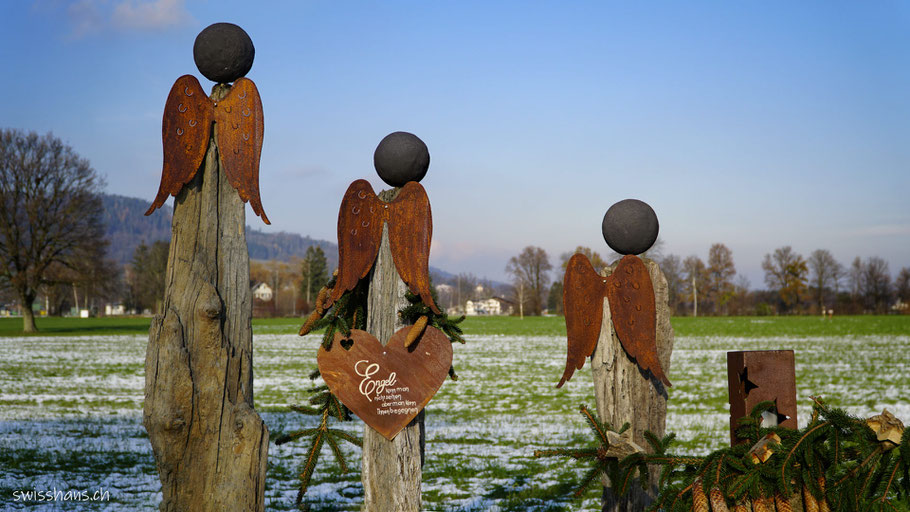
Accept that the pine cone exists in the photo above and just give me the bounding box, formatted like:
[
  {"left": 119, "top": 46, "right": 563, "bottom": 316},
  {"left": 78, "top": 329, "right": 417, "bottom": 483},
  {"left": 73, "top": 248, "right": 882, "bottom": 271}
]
[
  {"left": 405, "top": 315, "right": 428, "bottom": 348},
  {"left": 692, "top": 480, "right": 709, "bottom": 512},
  {"left": 710, "top": 487, "right": 729, "bottom": 512},
  {"left": 775, "top": 493, "right": 793, "bottom": 512},
  {"left": 751, "top": 496, "right": 774, "bottom": 512},
  {"left": 803, "top": 486, "right": 820, "bottom": 512}
]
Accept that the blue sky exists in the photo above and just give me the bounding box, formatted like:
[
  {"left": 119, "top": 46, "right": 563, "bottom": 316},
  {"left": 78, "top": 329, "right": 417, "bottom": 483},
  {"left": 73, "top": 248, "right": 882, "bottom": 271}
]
[{"left": 1, "top": 1, "right": 908, "bottom": 287}]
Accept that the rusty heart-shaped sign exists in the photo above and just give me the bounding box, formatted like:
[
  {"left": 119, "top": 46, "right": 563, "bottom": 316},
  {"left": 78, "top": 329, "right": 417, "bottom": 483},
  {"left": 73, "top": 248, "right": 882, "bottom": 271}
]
[{"left": 317, "top": 325, "right": 453, "bottom": 440}]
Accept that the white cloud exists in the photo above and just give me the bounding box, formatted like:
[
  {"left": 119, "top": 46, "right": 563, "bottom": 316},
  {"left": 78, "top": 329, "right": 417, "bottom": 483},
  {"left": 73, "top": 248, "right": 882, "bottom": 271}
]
[
  {"left": 59, "top": 0, "right": 193, "bottom": 38},
  {"left": 111, "top": 0, "right": 193, "bottom": 31}
]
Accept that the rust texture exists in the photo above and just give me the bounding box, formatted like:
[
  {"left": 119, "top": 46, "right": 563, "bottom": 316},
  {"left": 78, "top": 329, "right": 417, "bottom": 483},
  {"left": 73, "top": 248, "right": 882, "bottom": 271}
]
[
  {"left": 147, "top": 75, "right": 213, "bottom": 215},
  {"left": 727, "top": 350, "right": 799, "bottom": 445},
  {"left": 317, "top": 326, "right": 452, "bottom": 440},
  {"left": 560, "top": 253, "right": 670, "bottom": 388},
  {"left": 214, "top": 77, "right": 268, "bottom": 223},
  {"left": 146, "top": 75, "right": 269, "bottom": 224},
  {"left": 326, "top": 179, "right": 440, "bottom": 314},
  {"left": 559, "top": 253, "right": 607, "bottom": 387}
]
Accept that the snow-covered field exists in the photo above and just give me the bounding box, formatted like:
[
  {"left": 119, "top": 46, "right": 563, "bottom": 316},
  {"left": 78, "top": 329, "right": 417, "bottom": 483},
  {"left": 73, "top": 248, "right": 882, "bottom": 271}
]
[{"left": 1, "top": 330, "right": 907, "bottom": 511}]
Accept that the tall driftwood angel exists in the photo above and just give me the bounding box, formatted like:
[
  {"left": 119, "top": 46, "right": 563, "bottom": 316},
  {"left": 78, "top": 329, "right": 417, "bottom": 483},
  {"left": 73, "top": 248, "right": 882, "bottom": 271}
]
[
  {"left": 559, "top": 199, "right": 675, "bottom": 511},
  {"left": 143, "top": 23, "right": 268, "bottom": 512}
]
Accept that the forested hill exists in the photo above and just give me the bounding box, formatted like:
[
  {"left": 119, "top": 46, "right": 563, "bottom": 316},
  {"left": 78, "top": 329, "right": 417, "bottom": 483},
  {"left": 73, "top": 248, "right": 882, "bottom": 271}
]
[{"left": 101, "top": 194, "right": 337, "bottom": 267}]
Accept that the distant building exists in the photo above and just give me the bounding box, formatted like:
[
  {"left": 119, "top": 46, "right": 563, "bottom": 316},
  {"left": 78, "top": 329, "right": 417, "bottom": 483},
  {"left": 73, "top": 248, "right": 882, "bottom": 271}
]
[
  {"left": 465, "top": 297, "right": 514, "bottom": 316},
  {"left": 251, "top": 282, "right": 274, "bottom": 302}
]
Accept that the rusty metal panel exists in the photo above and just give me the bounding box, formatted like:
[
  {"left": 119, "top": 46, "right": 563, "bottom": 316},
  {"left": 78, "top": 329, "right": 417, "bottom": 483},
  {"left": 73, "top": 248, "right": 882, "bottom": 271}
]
[
  {"left": 326, "top": 180, "right": 439, "bottom": 314},
  {"left": 388, "top": 182, "right": 439, "bottom": 314},
  {"left": 327, "top": 180, "right": 385, "bottom": 309},
  {"left": 727, "top": 350, "right": 798, "bottom": 445},
  {"left": 559, "top": 253, "right": 608, "bottom": 387},
  {"left": 214, "top": 77, "right": 269, "bottom": 224},
  {"left": 146, "top": 75, "right": 213, "bottom": 215},
  {"left": 605, "top": 255, "right": 670, "bottom": 388},
  {"left": 317, "top": 326, "right": 452, "bottom": 440}
]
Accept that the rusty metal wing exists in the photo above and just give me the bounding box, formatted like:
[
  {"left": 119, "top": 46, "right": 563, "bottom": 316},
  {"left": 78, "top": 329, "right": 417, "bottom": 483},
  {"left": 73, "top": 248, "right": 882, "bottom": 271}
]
[
  {"left": 559, "top": 253, "right": 608, "bottom": 388},
  {"left": 605, "top": 255, "right": 671, "bottom": 387},
  {"left": 146, "top": 75, "right": 214, "bottom": 215},
  {"left": 388, "top": 182, "right": 441, "bottom": 314},
  {"left": 324, "top": 179, "right": 385, "bottom": 310},
  {"left": 214, "top": 77, "right": 269, "bottom": 224}
]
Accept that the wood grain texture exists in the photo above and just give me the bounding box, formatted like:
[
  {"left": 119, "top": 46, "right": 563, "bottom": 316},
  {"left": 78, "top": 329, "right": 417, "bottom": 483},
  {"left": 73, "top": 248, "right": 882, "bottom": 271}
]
[
  {"left": 143, "top": 83, "right": 268, "bottom": 512},
  {"left": 317, "top": 326, "right": 451, "bottom": 440},
  {"left": 594, "top": 257, "right": 673, "bottom": 512},
  {"left": 361, "top": 187, "right": 424, "bottom": 512}
]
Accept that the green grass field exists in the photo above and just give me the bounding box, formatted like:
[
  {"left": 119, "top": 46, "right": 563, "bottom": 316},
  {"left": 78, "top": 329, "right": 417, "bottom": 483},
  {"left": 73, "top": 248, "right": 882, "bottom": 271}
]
[
  {"left": 4, "top": 313, "right": 908, "bottom": 338},
  {"left": 0, "top": 315, "right": 907, "bottom": 510}
]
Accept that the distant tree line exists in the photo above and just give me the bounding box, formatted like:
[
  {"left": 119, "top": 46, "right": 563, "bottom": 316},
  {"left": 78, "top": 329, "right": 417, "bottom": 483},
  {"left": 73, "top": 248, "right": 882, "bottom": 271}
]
[{"left": 502, "top": 243, "right": 908, "bottom": 318}]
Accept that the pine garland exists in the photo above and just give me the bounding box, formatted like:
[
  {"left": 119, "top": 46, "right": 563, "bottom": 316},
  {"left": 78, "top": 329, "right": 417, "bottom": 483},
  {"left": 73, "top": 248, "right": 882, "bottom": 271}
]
[
  {"left": 274, "top": 369, "right": 362, "bottom": 506},
  {"left": 278, "top": 270, "right": 466, "bottom": 505},
  {"left": 536, "top": 398, "right": 909, "bottom": 511}
]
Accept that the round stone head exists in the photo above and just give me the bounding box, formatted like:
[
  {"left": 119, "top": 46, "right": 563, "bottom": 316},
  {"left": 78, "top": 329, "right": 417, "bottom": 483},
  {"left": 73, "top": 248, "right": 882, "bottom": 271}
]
[
  {"left": 193, "top": 23, "right": 255, "bottom": 83},
  {"left": 373, "top": 132, "right": 430, "bottom": 187},
  {"left": 601, "top": 199, "right": 659, "bottom": 255}
]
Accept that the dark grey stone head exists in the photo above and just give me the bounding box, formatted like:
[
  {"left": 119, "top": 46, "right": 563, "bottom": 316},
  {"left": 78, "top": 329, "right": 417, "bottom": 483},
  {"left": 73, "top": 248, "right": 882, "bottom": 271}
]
[
  {"left": 193, "top": 23, "right": 255, "bottom": 83},
  {"left": 373, "top": 132, "right": 430, "bottom": 187},
  {"left": 601, "top": 199, "right": 659, "bottom": 255}
]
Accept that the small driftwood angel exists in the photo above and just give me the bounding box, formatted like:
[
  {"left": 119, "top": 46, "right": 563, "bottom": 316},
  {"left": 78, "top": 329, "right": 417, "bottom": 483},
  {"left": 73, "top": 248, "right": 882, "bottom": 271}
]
[
  {"left": 145, "top": 23, "right": 269, "bottom": 224},
  {"left": 323, "top": 132, "right": 440, "bottom": 314},
  {"left": 559, "top": 199, "right": 671, "bottom": 388}
]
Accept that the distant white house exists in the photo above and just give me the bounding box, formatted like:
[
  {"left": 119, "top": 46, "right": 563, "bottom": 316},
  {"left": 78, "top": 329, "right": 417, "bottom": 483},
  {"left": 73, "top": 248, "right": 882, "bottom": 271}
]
[
  {"left": 252, "top": 282, "right": 274, "bottom": 302},
  {"left": 465, "top": 297, "right": 514, "bottom": 316},
  {"left": 104, "top": 304, "right": 126, "bottom": 316}
]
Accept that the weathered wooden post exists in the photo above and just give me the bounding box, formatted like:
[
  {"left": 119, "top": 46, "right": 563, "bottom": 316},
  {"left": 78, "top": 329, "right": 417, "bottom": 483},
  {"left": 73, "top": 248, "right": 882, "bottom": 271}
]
[
  {"left": 142, "top": 23, "right": 269, "bottom": 511},
  {"left": 559, "top": 199, "right": 673, "bottom": 512},
  {"left": 312, "top": 132, "right": 451, "bottom": 511}
]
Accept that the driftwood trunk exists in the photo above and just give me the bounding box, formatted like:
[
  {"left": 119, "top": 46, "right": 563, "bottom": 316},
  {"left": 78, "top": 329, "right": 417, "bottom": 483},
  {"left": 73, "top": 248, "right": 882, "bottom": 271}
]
[
  {"left": 361, "top": 188, "right": 425, "bottom": 511},
  {"left": 594, "top": 257, "right": 673, "bottom": 512},
  {"left": 143, "top": 84, "right": 268, "bottom": 512}
]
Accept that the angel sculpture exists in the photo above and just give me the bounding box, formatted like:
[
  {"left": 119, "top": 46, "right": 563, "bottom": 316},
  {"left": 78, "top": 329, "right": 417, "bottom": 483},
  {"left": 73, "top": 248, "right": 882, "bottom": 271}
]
[
  {"left": 322, "top": 132, "right": 440, "bottom": 314},
  {"left": 558, "top": 199, "right": 671, "bottom": 388},
  {"left": 145, "top": 22, "right": 269, "bottom": 224}
]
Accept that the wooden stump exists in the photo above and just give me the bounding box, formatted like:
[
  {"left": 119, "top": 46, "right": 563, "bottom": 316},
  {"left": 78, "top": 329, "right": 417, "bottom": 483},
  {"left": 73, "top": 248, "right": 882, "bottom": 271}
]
[
  {"left": 143, "top": 84, "right": 268, "bottom": 512},
  {"left": 361, "top": 188, "right": 424, "bottom": 511},
  {"left": 593, "top": 257, "right": 673, "bottom": 512}
]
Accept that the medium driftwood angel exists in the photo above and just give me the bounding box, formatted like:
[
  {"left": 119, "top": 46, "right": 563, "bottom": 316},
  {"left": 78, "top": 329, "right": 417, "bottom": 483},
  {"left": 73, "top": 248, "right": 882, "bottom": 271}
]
[
  {"left": 558, "top": 199, "right": 671, "bottom": 388},
  {"left": 145, "top": 23, "right": 269, "bottom": 224},
  {"left": 322, "top": 132, "right": 440, "bottom": 314}
]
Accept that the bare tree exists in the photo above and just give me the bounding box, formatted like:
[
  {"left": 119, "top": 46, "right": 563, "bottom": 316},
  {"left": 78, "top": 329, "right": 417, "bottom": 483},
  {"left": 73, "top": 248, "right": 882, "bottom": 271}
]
[
  {"left": 807, "top": 249, "right": 842, "bottom": 313},
  {"left": 657, "top": 253, "right": 684, "bottom": 314},
  {"left": 505, "top": 246, "right": 552, "bottom": 316},
  {"left": 706, "top": 243, "right": 736, "bottom": 315},
  {"left": 560, "top": 246, "right": 607, "bottom": 273},
  {"left": 896, "top": 267, "right": 910, "bottom": 305},
  {"left": 762, "top": 246, "right": 808, "bottom": 313},
  {"left": 0, "top": 129, "right": 107, "bottom": 332},
  {"left": 860, "top": 257, "right": 892, "bottom": 313},
  {"left": 683, "top": 255, "right": 707, "bottom": 317},
  {"left": 849, "top": 256, "right": 863, "bottom": 302}
]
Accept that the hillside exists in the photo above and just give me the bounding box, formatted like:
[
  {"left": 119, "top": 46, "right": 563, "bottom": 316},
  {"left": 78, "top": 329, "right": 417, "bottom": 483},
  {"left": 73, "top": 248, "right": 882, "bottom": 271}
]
[{"left": 101, "top": 194, "right": 337, "bottom": 268}]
